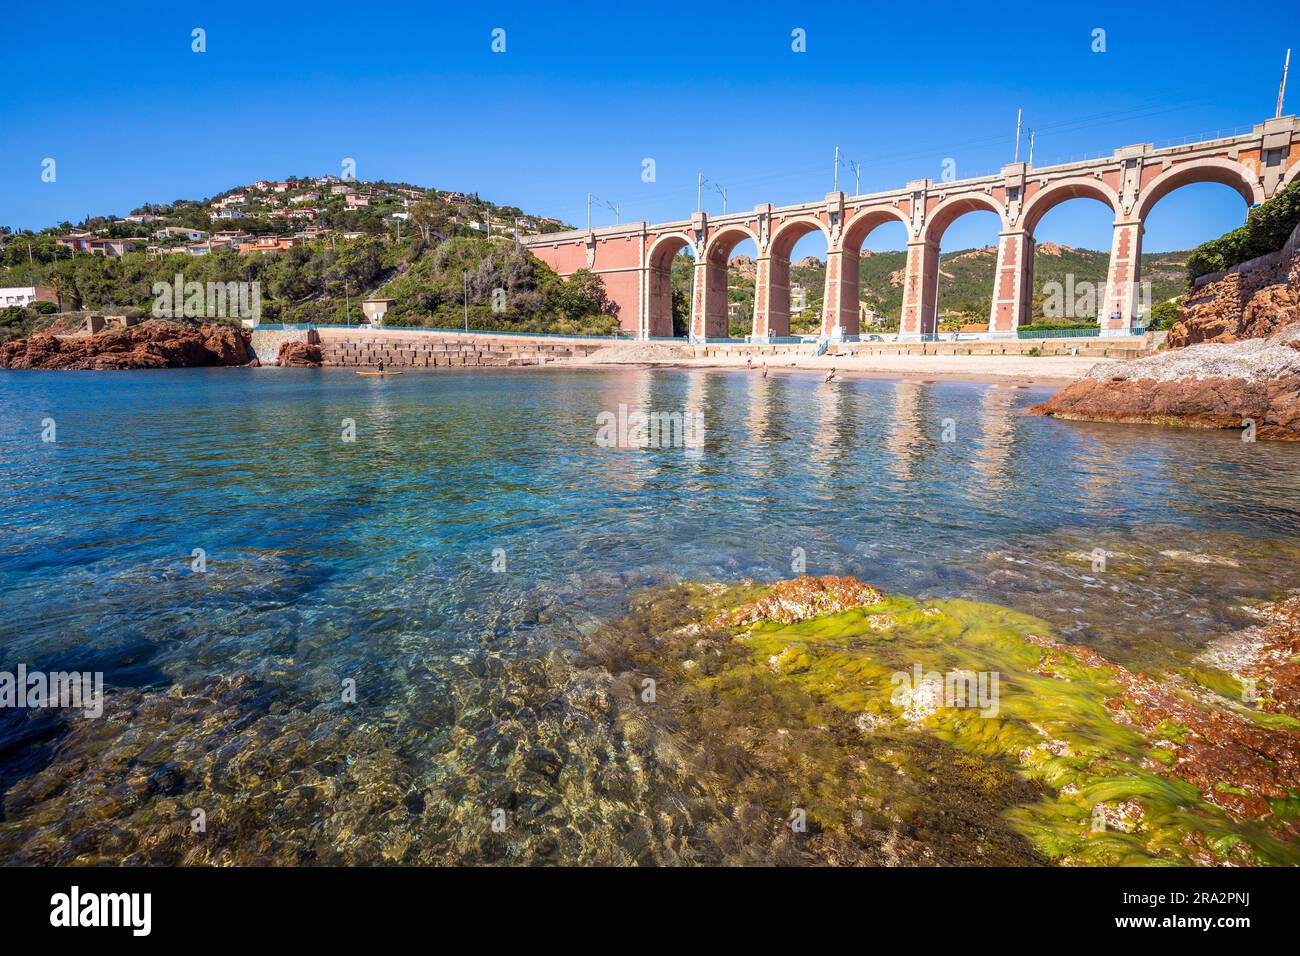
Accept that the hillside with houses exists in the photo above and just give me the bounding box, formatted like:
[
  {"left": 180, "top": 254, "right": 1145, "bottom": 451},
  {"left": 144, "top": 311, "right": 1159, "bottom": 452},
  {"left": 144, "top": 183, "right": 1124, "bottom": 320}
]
[
  {"left": 0, "top": 177, "right": 608, "bottom": 340},
  {"left": 17, "top": 175, "right": 569, "bottom": 262}
]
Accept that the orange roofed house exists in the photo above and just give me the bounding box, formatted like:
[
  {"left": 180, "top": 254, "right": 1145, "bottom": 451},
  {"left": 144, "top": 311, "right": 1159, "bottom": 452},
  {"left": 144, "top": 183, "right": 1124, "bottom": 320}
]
[{"left": 237, "top": 236, "right": 301, "bottom": 255}]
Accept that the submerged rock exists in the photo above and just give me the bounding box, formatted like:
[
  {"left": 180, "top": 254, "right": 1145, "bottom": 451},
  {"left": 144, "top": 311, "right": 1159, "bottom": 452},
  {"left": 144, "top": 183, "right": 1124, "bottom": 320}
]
[
  {"left": 586, "top": 578, "right": 1300, "bottom": 866},
  {"left": 1024, "top": 632, "right": 1300, "bottom": 823},
  {"left": 4, "top": 575, "right": 1298, "bottom": 867},
  {"left": 710, "top": 575, "right": 883, "bottom": 626},
  {"left": 1199, "top": 593, "right": 1300, "bottom": 718}
]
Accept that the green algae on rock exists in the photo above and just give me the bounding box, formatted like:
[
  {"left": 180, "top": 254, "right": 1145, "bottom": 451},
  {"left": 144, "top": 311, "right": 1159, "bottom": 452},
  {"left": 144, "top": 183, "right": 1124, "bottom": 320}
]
[{"left": 588, "top": 575, "right": 1300, "bottom": 866}]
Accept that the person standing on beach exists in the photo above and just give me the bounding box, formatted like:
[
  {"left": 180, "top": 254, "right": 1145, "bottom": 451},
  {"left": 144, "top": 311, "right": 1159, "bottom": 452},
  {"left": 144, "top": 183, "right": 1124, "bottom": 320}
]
[{"left": 825, "top": 368, "right": 836, "bottom": 383}]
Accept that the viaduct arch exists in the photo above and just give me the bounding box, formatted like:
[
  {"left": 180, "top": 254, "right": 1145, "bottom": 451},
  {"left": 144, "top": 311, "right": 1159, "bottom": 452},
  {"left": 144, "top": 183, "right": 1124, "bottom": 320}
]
[{"left": 523, "top": 116, "right": 1300, "bottom": 341}]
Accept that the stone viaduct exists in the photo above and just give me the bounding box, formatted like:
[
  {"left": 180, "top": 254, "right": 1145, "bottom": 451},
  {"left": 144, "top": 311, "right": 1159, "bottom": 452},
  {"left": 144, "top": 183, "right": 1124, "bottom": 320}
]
[{"left": 522, "top": 116, "right": 1300, "bottom": 341}]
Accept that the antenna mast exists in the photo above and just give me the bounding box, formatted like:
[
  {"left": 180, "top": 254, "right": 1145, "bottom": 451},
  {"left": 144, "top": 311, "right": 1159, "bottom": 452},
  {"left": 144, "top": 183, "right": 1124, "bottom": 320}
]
[{"left": 1278, "top": 48, "right": 1292, "bottom": 118}]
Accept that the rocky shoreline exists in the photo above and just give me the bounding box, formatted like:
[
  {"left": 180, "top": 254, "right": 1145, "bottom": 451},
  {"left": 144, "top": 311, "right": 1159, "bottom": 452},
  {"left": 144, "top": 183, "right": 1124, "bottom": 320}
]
[
  {"left": 578, "top": 575, "right": 1300, "bottom": 866},
  {"left": 0, "top": 320, "right": 255, "bottom": 371},
  {"left": 1031, "top": 327, "right": 1300, "bottom": 440},
  {"left": 1034, "top": 234, "right": 1300, "bottom": 440},
  {"left": 275, "top": 339, "right": 323, "bottom": 367}
]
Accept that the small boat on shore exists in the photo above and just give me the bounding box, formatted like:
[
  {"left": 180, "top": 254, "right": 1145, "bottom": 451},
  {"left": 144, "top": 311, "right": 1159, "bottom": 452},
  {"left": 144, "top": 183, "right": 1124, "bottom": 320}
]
[{"left": 357, "top": 370, "right": 404, "bottom": 376}]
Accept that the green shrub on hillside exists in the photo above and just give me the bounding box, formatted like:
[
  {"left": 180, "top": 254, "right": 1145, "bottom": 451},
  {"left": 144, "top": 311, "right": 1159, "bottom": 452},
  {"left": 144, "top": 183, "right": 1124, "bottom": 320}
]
[
  {"left": 0, "top": 237, "right": 393, "bottom": 317},
  {"left": 1186, "top": 180, "right": 1300, "bottom": 280},
  {"left": 0, "top": 233, "right": 621, "bottom": 337},
  {"left": 380, "top": 237, "right": 619, "bottom": 334},
  {"left": 1147, "top": 298, "right": 1181, "bottom": 330}
]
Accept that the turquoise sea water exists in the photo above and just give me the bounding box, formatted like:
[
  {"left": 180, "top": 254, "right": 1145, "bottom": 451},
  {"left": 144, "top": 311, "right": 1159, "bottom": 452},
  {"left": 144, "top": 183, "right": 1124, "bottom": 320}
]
[{"left": 2, "top": 366, "right": 1300, "bottom": 864}]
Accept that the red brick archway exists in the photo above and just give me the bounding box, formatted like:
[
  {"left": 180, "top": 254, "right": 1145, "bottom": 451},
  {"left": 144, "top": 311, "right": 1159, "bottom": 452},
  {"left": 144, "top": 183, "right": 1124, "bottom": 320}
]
[
  {"left": 694, "top": 225, "right": 759, "bottom": 339},
  {"left": 761, "top": 217, "right": 831, "bottom": 338},
  {"left": 839, "top": 207, "right": 913, "bottom": 335},
  {"left": 646, "top": 232, "right": 696, "bottom": 338}
]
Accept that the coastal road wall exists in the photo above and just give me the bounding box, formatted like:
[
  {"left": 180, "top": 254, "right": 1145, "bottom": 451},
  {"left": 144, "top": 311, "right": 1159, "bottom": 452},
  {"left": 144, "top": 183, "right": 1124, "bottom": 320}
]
[
  {"left": 309, "top": 327, "right": 1156, "bottom": 368},
  {"left": 314, "top": 327, "right": 607, "bottom": 368}
]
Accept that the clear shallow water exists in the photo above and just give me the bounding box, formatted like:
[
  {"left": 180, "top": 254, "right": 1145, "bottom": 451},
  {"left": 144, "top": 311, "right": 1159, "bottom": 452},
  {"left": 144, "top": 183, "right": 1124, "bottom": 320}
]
[{"left": 2, "top": 366, "right": 1300, "bottom": 864}]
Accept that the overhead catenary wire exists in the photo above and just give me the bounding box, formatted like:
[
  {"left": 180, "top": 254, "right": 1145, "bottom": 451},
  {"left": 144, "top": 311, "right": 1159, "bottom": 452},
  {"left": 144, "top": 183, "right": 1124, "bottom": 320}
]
[{"left": 563, "top": 97, "right": 1222, "bottom": 226}]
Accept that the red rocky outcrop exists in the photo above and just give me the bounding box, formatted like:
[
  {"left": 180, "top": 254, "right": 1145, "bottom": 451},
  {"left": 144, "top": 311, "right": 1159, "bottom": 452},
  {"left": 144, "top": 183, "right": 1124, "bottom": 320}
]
[
  {"left": 1027, "top": 631, "right": 1300, "bottom": 823},
  {"left": 0, "top": 320, "right": 252, "bottom": 370},
  {"left": 710, "top": 575, "right": 884, "bottom": 627},
  {"left": 1166, "top": 250, "right": 1300, "bottom": 347},
  {"left": 1034, "top": 233, "right": 1300, "bottom": 439},
  {"left": 275, "top": 340, "right": 323, "bottom": 367},
  {"left": 1031, "top": 369, "right": 1300, "bottom": 441}
]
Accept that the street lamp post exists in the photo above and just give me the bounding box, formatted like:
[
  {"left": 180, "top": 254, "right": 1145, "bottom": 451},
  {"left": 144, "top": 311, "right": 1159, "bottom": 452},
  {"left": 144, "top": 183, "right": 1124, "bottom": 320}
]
[{"left": 462, "top": 267, "right": 469, "bottom": 332}]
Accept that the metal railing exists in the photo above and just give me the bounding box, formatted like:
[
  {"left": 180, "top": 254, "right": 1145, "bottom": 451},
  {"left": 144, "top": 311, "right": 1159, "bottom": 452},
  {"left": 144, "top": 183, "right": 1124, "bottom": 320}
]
[
  {"left": 253, "top": 322, "right": 635, "bottom": 341},
  {"left": 1015, "top": 326, "right": 1149, "bottom": 339},
  {"left": 1015, "top": 327, "right": 1101, "bottom": 339}
]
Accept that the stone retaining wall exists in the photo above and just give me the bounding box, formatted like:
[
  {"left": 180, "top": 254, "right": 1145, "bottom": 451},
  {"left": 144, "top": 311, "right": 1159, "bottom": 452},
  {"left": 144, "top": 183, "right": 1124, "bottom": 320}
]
[
  {"left": 309, "top": 328, "right": 1153, "bottom": 368},
  {"left": 315, "top": 330, "right": 605, "bottom": 368},
  {"left": 1192, "top": 220, "right": 1300, "bottom": 289}
]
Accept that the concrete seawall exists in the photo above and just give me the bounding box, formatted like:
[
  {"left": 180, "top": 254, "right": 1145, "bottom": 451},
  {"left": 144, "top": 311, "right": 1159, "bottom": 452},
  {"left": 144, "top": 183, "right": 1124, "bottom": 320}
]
[
  {"left": 250, "top": 328, "right": 318, "bottom": 365},
  {"left": 307, "top": 327, "right": 1156, "bottom": 369},
  {"left": 313, "top": 328, "right": 606, "bottom": 367}
]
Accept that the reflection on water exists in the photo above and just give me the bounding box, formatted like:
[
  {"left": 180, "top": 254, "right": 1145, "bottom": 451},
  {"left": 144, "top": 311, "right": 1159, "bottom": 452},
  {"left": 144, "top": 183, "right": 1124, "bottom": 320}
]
[
  {"left": 885, "top": 380, "right": 923, "bottom": 484},
  {"left": 2, "top": 366, "right": 1300, "bottom": 864},
  {"left": 973, "top": 384, "right": 1015, "bottom": 491}
]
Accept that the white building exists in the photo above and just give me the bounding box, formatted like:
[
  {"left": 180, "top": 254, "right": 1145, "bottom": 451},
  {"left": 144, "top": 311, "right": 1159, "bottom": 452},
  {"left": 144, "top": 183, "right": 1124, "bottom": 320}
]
[
  {"left": 154, "top": 226, "right": 208, "bottom": 241},
  {"left": 0, "top": 286, "right": 57, "bottom": 308},
  {"left": 790, "top": 284, "right": 808, "bottom": 312}
]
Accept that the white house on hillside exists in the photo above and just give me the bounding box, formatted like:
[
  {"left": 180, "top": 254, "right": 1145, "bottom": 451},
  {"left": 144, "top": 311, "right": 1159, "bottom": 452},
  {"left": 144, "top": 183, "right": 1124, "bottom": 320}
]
[{"left": 0, "top": 286, "right": 58, "bottom": 307}]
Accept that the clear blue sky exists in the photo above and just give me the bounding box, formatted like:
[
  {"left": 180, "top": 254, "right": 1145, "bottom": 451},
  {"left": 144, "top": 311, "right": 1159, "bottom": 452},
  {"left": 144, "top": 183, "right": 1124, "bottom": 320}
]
[{"left": 2, "top": 1, "right": 1296, "bottom": 258}]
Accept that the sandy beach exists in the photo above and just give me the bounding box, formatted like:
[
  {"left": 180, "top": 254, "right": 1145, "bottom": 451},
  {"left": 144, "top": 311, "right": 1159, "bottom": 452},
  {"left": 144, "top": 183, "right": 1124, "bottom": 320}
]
[{"left": 568, "top": 344, "right": 1103, "bottom": 386}]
